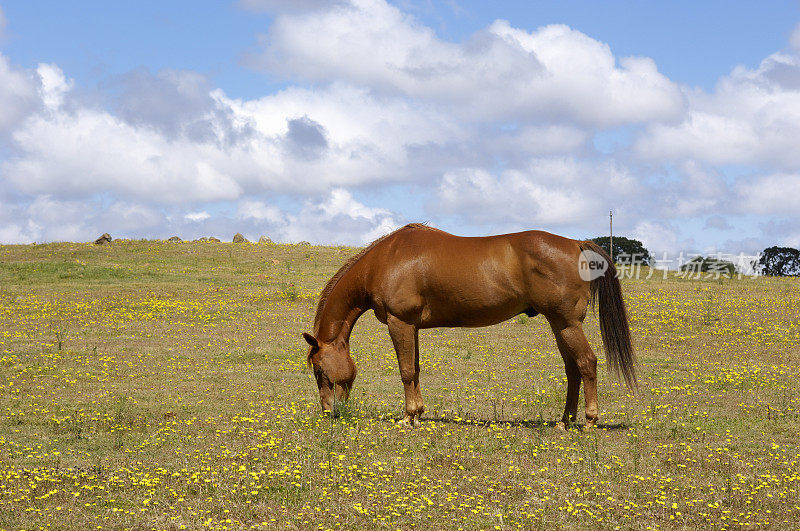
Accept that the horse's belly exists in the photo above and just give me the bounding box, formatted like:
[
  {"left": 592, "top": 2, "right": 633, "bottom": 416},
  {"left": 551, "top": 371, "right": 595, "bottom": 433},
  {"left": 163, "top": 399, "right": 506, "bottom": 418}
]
[{"left": 418, "top": 294, "right": 525, "bottom": 328}]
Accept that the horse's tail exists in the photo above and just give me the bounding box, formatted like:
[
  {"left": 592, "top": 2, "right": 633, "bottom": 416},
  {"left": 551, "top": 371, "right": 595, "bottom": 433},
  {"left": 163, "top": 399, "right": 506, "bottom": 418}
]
[{"left": 579, "top": 241, "right": 638, "bottom": 390}]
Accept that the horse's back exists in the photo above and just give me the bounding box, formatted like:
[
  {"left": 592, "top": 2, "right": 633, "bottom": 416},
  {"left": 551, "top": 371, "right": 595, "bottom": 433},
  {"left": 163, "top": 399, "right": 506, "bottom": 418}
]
[{"left": 365, "top": 225, "right": 586, "bottom": 327}]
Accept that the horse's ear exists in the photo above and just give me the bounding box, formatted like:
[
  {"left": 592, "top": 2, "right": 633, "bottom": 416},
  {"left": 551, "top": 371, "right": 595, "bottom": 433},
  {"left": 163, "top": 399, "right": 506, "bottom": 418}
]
[{"left": 302, "top": 332, "right": 319, "bottom": 348}]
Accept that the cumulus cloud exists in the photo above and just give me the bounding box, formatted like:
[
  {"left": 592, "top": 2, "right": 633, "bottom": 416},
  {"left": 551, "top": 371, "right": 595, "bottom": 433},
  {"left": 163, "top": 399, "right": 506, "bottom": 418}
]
[
  {"left": 635, "top": 49, "right": 800, "bottom": 170},
  {"left": 284, "top": 115, "right": 328, "bottom": 160},
  {"left": 438, "top": 168, "right": 593, "bottom": 227},
  {"left": 436, "top": 157, "right": 640, "bottom": 229},
  {"left": 487, "top": 125, "right": 589, "bottom": 158},
  {"left": 757, "top": 218, "right": 800, "bottom": 246},
  {"left": 0, "top": 53, "right": 40, "bottom": 133},
  {"left": 3, "top": 70, "right": 450, "bottom": 203},
  {"left": 631, "top": 220, "right": 688, "bottom": 258},
  {"left": 4, "top": 107, "right": 247, "bottom": 202},
  {"left": 185, "top": 211, "right": 211, "bottom": 222},
  {"left": 790, "top": 22, "right": 800, "bottom": 54},
  {"left": 646, "top": 161, "right": 730, "bottom": 219},
  {"left": 108, "top": 68, "right": 255, "bottom": 146},
  {"left": 236, "top": 199, "right": 287, "bottom": 225},
  {"left": 223, "top": 82, "right": 463, "bottom": 188},
  {"left": 0, "top": 195, "right": 163, "bottom": 243},
  {"left": 736, "top": 173, "right": 800, "bottom": 215},
  {"left": 0, "top": 187, "right": 400, "bottom": 245},
  {"left": 237, "top": 189, "right": 400, "bottom": 244},
  {"left": 37, "top": 63, "right": 72, "bottom": 110},
  {"left": 783, "top": 232, "right": 800, "bottom": 248},
  {"left": 704, "top": 215, "right": 732, "bottom": 231},
  {"left": 249, "top": 0, "right": 683, "bottom": 126},
  {"left": 630, "top": 43, "right": 800, "bottom": 237}
]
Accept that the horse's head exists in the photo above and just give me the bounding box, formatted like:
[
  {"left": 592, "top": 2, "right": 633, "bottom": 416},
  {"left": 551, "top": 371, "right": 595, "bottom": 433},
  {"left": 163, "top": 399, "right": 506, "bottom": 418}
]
[{"left": 303, "top": 332, "right": 357, "bottom": 414}]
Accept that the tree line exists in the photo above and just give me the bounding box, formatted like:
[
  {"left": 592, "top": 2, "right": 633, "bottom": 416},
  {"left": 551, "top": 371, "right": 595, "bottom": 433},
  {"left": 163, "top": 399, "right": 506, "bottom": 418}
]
[{"left": 588, "top": 237, "right": 800, "bottom": 277}]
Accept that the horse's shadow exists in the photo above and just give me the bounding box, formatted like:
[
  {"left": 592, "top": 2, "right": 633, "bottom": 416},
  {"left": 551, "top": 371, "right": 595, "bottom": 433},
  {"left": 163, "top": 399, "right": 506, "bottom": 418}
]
[{"left": 371, "top": 414, "right": 631, "bottom": 431}]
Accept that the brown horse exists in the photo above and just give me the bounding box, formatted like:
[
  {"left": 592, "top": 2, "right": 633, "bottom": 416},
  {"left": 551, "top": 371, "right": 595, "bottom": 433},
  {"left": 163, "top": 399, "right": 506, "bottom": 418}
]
[{"left": 303, "top": 223, "right": 636, "bottom": 429}]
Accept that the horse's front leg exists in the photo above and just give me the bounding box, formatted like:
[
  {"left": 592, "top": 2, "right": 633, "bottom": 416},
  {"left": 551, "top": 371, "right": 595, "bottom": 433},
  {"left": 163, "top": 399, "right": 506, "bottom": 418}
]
[{"left": 387, "top": 315, "right": 424, "bottom": 426}]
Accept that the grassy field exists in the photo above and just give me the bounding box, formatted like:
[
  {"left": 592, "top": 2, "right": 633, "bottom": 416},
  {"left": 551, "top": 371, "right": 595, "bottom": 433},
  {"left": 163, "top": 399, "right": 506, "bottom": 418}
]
[{"left": 0, "top": 239, "right": 798, "bottom": 530}]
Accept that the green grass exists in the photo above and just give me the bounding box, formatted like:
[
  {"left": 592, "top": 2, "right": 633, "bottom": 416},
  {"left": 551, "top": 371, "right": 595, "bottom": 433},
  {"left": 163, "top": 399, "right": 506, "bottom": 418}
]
[{"left": 0, "top": 240, "right": 798, "bottom": 529}]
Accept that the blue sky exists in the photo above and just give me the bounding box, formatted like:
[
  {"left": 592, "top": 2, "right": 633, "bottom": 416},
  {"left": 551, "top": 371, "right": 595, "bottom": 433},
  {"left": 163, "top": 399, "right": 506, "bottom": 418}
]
[
  {"left": 5, "top": 2, "right": 798, "bottom": 96},
  {"left": 1, "top": 0, "right": 799, "bottom": 256}
]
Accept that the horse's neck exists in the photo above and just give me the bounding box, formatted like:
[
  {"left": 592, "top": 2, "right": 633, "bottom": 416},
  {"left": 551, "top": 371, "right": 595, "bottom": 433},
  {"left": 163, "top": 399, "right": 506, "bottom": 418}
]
[{"left": 315, "top": 273, "right": 368, "bottom": 345}]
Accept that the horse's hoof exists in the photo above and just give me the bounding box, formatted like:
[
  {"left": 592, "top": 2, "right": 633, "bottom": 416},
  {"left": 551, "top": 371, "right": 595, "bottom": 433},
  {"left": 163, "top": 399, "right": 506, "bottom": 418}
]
[
  {"left": 555, "top": 421, "right": 568, "bottom": 432},
  {"left": 399, "top": 415, "right": 420, "bottom": 428}
]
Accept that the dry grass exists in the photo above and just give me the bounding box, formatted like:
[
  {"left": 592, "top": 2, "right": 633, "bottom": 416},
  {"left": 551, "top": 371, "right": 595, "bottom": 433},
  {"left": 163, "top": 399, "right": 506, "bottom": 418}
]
[{"left": 0, "top": 240, "right": 798, "bottom": 530}]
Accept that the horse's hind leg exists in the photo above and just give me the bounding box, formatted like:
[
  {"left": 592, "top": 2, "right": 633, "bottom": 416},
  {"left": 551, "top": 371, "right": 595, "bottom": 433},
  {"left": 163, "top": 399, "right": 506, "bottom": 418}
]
[
  {"left": 550, "top": 322, "right": 599, "bottom": 428},
  {"left": 556, "top": 347, "right": 581, "bottom": 428},
  {"left": 387, "top": 315, "right": 424, "bottom": 426}
]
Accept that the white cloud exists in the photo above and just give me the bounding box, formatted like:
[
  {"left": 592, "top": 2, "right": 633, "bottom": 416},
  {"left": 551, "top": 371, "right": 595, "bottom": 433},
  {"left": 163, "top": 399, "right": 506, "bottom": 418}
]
[
  {"left": 718, "top": 237, "right": 766, "bottom": 259},
  {"left": 790, "top": 22, "right": 800, "bottom": 54},
  {"left": 288, "top": 188, "right": 400, "bottom": 244},
  {"left": 250, "top": 0, "right": 683, "bottom": 126},
  {"left": 21, "top": 196, "right": 99, "bottom": 242},
  {"left": 0, "top": 195, "right": 39, "bottom": 243},
  {"left": 237, "top": 200, "right": 287, "bottom": 224},
  {"left": 485, "top": 125, "right": 589, "bottom": 158},
  {"left": 110, "top": 68, "right": 250, "bottom": 143},
  {"left": 435, "top": 157, "right": 637, "bottom": 228},
  {"left": 37, "top": 63, "right": 72, "bottom": 110},
  {"left": 648, "top": 161, "right": 728, "bottom": 218},
  {"left": 185, "top": 211, "right": 211, "bottom": 222},
  {"left": 237, "top": 189, "right": 400, "bottom": 245},
  {"left": 0, "top": 196, "right": 163, "bottom": 243},
  {"left": 0, "top": 189, "right": 401, "bottom": 245},
  {"left": 100, "top": 201, "right": 164, "bottom": 231},
  {"left": 635, "top": 50, "right": 800, "bottom": 170},
  {"left": 4, "top": 107, "right": 246, "bottom": 202},
  {"left": 631, "top": 220, "right": 686, "bottom": 258},
  {"left": 223, "top": 82, "right": 462, "bottom": 188},
  {"left": 784, "top": 233, "right": 800, "bottom": 248},
  {"left": 0, "top": 53, "right": 39, "bottom": 133},
  {"left": 736, "top": 173, "right": 800, "bottom": 215},
  {"left": 1, "top": 62, "right": 461, "bottom": 211},
  {"left": 704, "top": 215, "right": 732, "bottom": 231}
]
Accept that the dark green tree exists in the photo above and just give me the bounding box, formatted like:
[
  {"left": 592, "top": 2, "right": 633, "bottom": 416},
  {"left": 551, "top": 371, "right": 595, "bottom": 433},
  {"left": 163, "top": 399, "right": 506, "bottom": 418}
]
[
  {"left": 758, "top": 246, "right": 800, "bottom": 276},
  {"left": 589, "top": 236, "right": 652, "bottom": 265}
]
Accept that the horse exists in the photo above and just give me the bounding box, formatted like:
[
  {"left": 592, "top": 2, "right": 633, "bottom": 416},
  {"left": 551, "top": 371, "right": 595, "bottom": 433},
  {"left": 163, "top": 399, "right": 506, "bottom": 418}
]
[{"left": 303, "top": 223, "right": 636, "bottom": 429}]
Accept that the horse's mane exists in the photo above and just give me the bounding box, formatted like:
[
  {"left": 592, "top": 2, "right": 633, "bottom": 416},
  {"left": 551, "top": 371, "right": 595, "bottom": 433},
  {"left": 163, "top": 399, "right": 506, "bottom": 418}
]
[{"left": 312, "top": 223, "right": 440, "bottom": 335}]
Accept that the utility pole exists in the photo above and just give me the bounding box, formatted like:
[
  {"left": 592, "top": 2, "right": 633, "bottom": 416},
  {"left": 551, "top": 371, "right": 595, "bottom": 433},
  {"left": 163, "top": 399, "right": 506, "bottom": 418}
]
[{"left": 609, "top": 210, "right": 613, "bottom": 263}]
